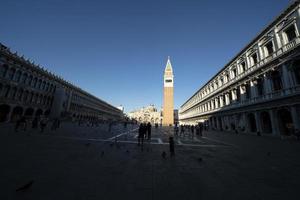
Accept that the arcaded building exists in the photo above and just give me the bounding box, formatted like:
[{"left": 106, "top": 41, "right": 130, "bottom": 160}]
[
  {"left": 0, "top": 43, "right": 123, "bottom": 123},
  {"left": 179, "top": 1, "right": 300, "bottom": 136}
]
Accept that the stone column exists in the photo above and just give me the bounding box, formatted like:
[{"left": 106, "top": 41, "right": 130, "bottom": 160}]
[
  {"left": 231, "top": 89, "right": 237, "bottom": 101},
  {"left": 215, "top": 98, "right": 218, "bottom": 109},
  {"left": 211, "top": 100, "right": 215, "bottom": 110},
  {"left": 257, "top": 45, "right": 263, "bottom": 62},
  {"left": 255, "top": 111, "right": 262, "bottom": 133},
  {"left": 5, "top": 108, "right": 13, "bottom": 123},
  {"left": 274, "top": 28, "right": 281, "bottom": 50},
  {"left": 281, "top": 64, "right": 292, "bottom": 91},
  {"left": 269, "top": 109, "right": 280, "bottom": 136},
  {"left": 241, "top": 113, "right": 247, "bottom": 132},
  {"left": 240, "top": 85, "right": 246, "bottom": 101},
  {"left": 263, "top": 73, "right": 272, "bottom": 95},
  {"left": 250, "top": 80, "right": 258, "bottom": 99},
  {"left": 221, "top": 116, "right": 225, "bottom": 131},
  {"left": 219, "top": 96, "right": 224, "bottom": 107},
  {"left": 291, "top": 106, "right": 300, "bottom": 131},
  {"left": 225, "top": 93, "right": 230, "bottom": 105}
]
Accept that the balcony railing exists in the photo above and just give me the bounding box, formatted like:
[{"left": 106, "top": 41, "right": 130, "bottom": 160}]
[
  {"left": 181, "top": 37, "right": 300, "bottom": 114},
  {"left": 180, "top": 85, "right": 300, "bottom": 120}
]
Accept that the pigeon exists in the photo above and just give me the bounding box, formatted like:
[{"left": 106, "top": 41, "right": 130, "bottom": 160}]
[
  {"left": 16, "top": 180, "right": 34, "bottom": 192},
  {"left": 198, "top": 157, "right": 203, "bottom": 162},
  {"left": 161, "top": 151, "right": 167, "bottom": 159}
]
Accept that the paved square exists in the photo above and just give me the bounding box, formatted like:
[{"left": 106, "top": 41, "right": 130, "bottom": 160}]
[{"left": 0, "top": 123, "right": 300, "bottom": 200}]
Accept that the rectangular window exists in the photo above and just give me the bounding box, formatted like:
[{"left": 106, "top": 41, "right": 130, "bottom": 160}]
[
  {"left": 232, "top": 68, "right": 237, "bottom": 78},
  {"left": 257, "top": 78, "right": 264, "bottom": 96},
  {"left": 265, "top": 41, "right": 274, "bottom": 56},
  {"left": 293, "top": 60, "right": 300, "bottom": 84},
  {"left": 251, "top": 53, "right": 258, "bottom": 66},
  {"left": 240, "top": 62, "right": 246, "bottom": 73},
  {"left": 271, "top": 71, "right": 282, "bottom": 91},
  {"left": 245, "top": 83, "right": 251, "bottom": 99},
  {"left": 285, "top": 25, "right": 297, "bottom": 42}
]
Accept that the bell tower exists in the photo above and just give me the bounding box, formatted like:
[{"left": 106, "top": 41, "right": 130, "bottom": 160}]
[{"left": 162, "top": 56, "right": 174, "bottom": 126}]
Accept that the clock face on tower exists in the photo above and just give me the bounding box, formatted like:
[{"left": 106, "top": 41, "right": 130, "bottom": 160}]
[{"left": 164, "top": 77, "right": 173, "bottom": 87}]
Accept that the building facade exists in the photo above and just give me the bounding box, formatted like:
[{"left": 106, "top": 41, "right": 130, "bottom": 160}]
[
  {"left": 179, "top": 1, "right": 300, "bottom": 136},
  {"left": 0, "top": 43, "right": 123, "bottom": 123},
  {"left": 127, "top": 105, "right": 162, "bottom": 124},
  {"left": 162, "top": 57, "right": 174, "bottom": 126}
]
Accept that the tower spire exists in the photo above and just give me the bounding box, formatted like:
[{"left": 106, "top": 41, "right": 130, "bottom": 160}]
[{"left": 165, "top": 56, "right": 173, "bottom": 72}]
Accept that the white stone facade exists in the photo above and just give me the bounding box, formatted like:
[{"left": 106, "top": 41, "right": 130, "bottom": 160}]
[
  {"left": 179, "top": 1, "right": 300, "bottom": 136},
  {"left": 0, "top": 43, "right": 123, "bottom": 122},
  {"left": 127, "top": 105, "right": 162, "bottom": 124}
]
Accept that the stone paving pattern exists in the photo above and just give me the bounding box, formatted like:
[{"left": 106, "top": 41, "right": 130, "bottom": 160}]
[{"left": 0, "top": 122, "right": 300, "bottom": 200}]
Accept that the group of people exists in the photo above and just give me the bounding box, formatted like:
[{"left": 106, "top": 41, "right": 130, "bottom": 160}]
[
  {"left": 138, "top": 122, "right": 152, "bottom": 149},
  {"left": 15, "top": 116, "right": 60, "bottom": 133},
  {"left": 174, "top": 123, "right": 204, "bottom": 138}
]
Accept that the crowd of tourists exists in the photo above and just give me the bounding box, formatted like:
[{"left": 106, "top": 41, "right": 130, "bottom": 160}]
[
  {"left": 137, "top": 122, "right": 152, "bottom": 150},
  {"left": 174, "top": 123, "right": 204, "bottom": 138},
  {"left": 14, "top": 116, "right": 61, "bottom": 133}
]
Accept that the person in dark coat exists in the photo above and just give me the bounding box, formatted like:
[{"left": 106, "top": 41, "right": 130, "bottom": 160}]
[
  {"left": 32, "top": 117, "right": 38, "bottom": 129},
  {"left": 147, "top": 122, "right": 152, "bottom": 140},
  {"left": 138, "top": 123, "right": 145, "bottom": 150},
  {"left": 169, "top": 136, "right": 175, "bottom": 157}
]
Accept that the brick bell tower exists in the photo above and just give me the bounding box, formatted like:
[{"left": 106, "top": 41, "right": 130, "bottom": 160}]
[{"left": 162, "top": 56, "right": 174, "bottom": 126}]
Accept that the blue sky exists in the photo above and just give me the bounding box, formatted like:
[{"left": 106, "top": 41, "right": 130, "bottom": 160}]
[{"left": 0, "top": 0, "right": 291, "bottom": 112}]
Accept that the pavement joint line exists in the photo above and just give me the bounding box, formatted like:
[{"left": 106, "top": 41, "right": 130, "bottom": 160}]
[
  {"left": 157, "top": 138, "right": 163, "bottom": 144},
  {"left": 107, "top": 128, "right": 139, "bottom": 140},
  {"left": 177, "top": 139, "right": 183, "bottom": 145},
  {"left": 28, "top": 133, "right": 233, "bottom": 148},
  {"left": 202, "top": 136, "right": 237, "bottom": 147}
]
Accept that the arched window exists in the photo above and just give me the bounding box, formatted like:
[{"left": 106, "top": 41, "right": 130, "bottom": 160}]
[
  {"left": 45, "top": 83, "right": 50, "bottom": 91},
  {"left": 17, "top": 89, "right": 24, "bottom": 101},
  {"left": 37, "top": 79, "right": 42, "bottom": 89},
  {"left": 21, "top": 73, "right": 28, "bottom": 84},
  {"left": 32, "top": 77, "right": 38, "bottom": 87},
  {"left": 27, "top": 75, "right": 33, "bottom": 85},
  {"left": 28, "top": 92, "right": 33, "bottom": 103},
  {"left": 7, "top": 68, "right": 16, "bottom": 80},
  {"left": 4, "top": 85, "right": 10, "bottom": 98},
  {"left": 41, "top": 81, "right": 46, "bottom": 90},
  {"left": 14, "top": 71, "right": 22, "bottom": 82},
  {"left": 0, "top": 64, "right": 8, "bottom": 78},
  {"left": 11, "top": 87, "right": 17, "bottom": 99},
  {"left": 22, "top": 91, "right": 29, "bottom": 102}
]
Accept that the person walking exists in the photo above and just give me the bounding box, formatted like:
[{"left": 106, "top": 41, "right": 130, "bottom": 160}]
[
  {"left": 294, "top": 129, "right": 300, "bottom": 140},
  {"left": 108, "top": 121, "right": 113, "bottom": 133},
  {"left": 169, "top": 136, "right": 175, "bottom": 157},
  {"left": 147, "top": 122, "right": 152, "bottom": 140},
  {"left": 180, "top": 125, "right": 184, "bottom": 137},
  {"left": 15, "top": 117, "right": 23, "bottom": 132},
  {"left": 32, "top": 117, "right": 38, "bottom": 129},
  {"left": 174, "top": 125, "right": 179, "bottom": 136},
  {"left": 138, "top": 123, "right": 145, "bottom": 151},
  {"left": 191, "top": 125, "right": 195, "bottom": 138},
  {"left": 40, "top": 118, "right": 47, "bottom": 133}
]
